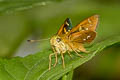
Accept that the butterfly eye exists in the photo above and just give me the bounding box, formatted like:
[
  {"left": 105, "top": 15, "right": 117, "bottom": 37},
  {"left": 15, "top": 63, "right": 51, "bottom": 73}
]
[{"left": 56, "top": 38, "right": 61, "bottom": 42}]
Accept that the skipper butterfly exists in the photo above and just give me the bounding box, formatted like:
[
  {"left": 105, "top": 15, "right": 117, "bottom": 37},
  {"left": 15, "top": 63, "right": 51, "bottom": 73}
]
[{"left": 49, "top": 15, "right": 99, "bottom": 70}]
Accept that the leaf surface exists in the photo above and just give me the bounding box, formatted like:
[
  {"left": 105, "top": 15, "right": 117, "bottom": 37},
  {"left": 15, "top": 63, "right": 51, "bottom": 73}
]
[{"left": 0, "top": 36, "right": 120, "bottom": 80}]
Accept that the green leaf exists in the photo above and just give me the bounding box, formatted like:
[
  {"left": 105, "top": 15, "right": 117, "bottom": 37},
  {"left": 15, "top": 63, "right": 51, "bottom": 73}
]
[
  {"left": 61, "top": 70, "right": 73, "bottom": 80},
  {"left": 0, "top": 36, "right": 120, "bottom": 80}
]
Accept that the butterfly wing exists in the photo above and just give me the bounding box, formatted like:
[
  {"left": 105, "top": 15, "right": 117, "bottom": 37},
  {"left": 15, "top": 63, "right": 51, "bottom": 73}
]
[
  {"left": 68, "top": 15, "right": 99, "bottom": 43},
  {"left": 69, "top": 31, "right": 96, "bottom": 43},
  {"left": 57, "top": 18, "right": 73, "bottom": 36},
  {"left": 68, "top": 15, "right": 99, "bottom": 34}
]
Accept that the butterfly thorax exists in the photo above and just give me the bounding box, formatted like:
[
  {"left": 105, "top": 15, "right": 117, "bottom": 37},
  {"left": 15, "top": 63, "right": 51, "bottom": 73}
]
[{"left": 50, "top": 35, "right": 71, "bottom": 54}]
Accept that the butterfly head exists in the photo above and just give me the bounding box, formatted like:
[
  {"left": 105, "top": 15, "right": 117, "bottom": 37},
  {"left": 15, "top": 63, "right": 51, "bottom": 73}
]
[{"left": 50, "top": 35, "right": 62, "bottom": 46}]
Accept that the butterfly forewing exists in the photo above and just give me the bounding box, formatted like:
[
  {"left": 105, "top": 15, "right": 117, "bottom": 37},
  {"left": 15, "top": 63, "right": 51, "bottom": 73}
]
[
  {"left": 68, "top": 15, "right": 98, "bottom": 43},
  {"left": 68, "top": 15, "right": 99, "bottom": 35},
  {"left": 57, "top": 18, "right": 73, "bottom": 36}
]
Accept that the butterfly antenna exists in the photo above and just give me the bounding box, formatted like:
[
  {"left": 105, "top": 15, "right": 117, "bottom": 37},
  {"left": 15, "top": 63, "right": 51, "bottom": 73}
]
[{"left": 27, "top": 38, "right": 50, "bottom": 43}]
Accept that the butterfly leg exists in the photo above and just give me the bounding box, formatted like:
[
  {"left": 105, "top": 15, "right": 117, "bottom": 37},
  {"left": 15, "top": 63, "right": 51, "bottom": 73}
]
[
  {"left": 74, "top": 50, "right": 84, "bottom": 58},
  {"left": 67, "top": 42, "right": 84, "bottom": 58},
  {"left": 51, "top": 46, "right": 58, "bottom": 68},
  {"left": 68, "top": 51, "right": 72, "bottom": 58},
  {"left": 49, "top": 53, "right": 55, "bottom": 70},
  {"left": 61, "top": 53, "right": 65, "bottom": 68},
  {"left": 79, "top": 46, "right": 89, "bottom": 53},
  {"left": 53, "top": 53, "right": 58, "bottom": 67}
]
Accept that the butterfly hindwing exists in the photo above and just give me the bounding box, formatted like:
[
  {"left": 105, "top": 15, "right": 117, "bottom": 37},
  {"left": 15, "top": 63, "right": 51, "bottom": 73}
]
[
  {"left": 57, "top": 18, "right": 73, "bottom": 36},
  {"left": 69, "top": 30, "right": 96, "bottom": 43}
]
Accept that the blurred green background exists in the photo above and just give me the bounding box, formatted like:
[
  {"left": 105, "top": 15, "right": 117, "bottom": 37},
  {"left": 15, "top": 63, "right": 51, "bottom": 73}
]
[{"left": 0, "top": 0, "right": 120, "bottom": 80}]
